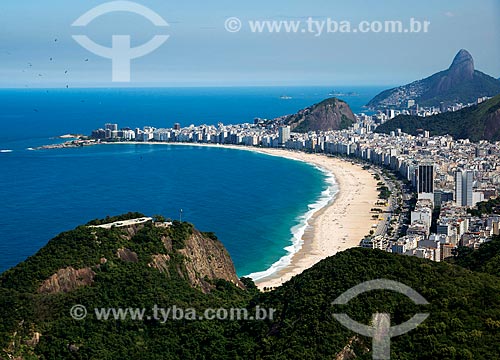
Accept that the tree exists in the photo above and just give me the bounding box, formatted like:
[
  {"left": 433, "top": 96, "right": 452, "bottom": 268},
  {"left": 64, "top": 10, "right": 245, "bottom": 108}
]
[{"left": 153, "top": 215, "right": 167, "bottom": 223}]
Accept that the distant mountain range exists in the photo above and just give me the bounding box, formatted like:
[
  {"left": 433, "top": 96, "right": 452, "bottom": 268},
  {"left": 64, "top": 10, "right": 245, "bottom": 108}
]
[
  {"left": 276, "top": 97, "right": 355, "bottom": 133},
  {"left": 367, "top": 50, "right": 500, "bottom": 109},
  {"left": 376, "top": 94, "right": 500, "bottom": 142}
]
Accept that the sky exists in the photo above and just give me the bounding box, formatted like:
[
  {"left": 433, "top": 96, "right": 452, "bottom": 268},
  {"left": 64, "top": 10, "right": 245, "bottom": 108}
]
[{"left": 0, "top": 0, "right": 499, "bottom": 88}]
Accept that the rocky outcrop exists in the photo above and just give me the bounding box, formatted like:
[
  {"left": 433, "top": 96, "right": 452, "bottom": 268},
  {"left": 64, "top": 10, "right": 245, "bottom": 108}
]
[
  {"left": 335, "top": 336, "right": 369, "bottom": 360},
  {"left": 120, "top": 223, "right": 146, "bottom": 239},
  {"left": 142, "top": 225, "right": 244, "bottom": 293},
  {"left": 38, "top": 267, "right": 95, "bottom": 294},
  {"left": 482, "top": 106, "right": 500, "bottom": 141},
  {"left": 276, "top": 97, "right": 355, "bottom": 133},
  {"left": 116, "top": 248, "right": 138, "bottom": 263},
  {"left": 446, "top": 49, "right": 475, "bottom": 82},
  {"left": 367, "top": 49, "right": 500, "bottom": 108},
  {"left": 24, "top": 331, "right": 42, "bottom": 347},
  {"left": 177, "top": 230, "right": 244, "bottom": 292},
  {"left": 35, "top": 221, "right": 244, "bottom": 296},
  {"left": 148, "top": 254, "right": 171, "bottom": 274}
]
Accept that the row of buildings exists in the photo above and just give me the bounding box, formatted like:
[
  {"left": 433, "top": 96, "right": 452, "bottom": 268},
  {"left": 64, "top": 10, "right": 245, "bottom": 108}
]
[
  {"left": 89, "top": 115, "right": 500, "bottom": 261},
  {"left": 369, "top": 97, "right": 492, "bottom": 124}
]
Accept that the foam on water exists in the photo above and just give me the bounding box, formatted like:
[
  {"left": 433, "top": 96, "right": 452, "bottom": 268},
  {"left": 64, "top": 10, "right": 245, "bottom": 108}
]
[{"left": 246, "top": 165, "right": 338, "bottom": 281}]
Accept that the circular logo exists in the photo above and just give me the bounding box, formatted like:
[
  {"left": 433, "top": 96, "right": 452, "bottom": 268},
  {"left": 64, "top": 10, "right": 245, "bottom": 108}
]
[
  {"left": 70, "top": 304, "right": 88, "bottom": 320},
  {"left": 225, "top": 17, "right": 242, "bottom": 33}
]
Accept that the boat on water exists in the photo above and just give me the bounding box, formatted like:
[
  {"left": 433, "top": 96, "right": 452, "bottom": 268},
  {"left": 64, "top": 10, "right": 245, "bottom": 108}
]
[
  {"left": 280, "top": 95, "right": 293, "bottom": 100},
  {"left": 0, "top": 149, "right": 13, "bottom": 153}
]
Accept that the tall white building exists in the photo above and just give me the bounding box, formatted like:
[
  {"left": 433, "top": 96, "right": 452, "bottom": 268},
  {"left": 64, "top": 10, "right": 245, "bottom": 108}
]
[
  {"left": 455, "top": 171, "right": 462, "bottom": 206},
  {"left": 455, "top": 169, "right": 473, "bottom": 207},
  {"left": 278, "top": 126, "right": 291, "bottom": 146}
]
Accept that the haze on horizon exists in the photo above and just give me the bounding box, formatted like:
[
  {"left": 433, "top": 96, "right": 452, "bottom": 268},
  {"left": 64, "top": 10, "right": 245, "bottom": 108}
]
[{"left": 0, "top": 0, "right": 499, "bottom": 88}]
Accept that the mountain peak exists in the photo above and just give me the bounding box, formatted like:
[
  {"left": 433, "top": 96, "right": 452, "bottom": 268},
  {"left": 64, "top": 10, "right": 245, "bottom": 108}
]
[
  {"left": 367, "top": 49, "right": 500, "bottom": 108},
  {"left": 449, "top": 49, "right": 475, "bottom": 76}
]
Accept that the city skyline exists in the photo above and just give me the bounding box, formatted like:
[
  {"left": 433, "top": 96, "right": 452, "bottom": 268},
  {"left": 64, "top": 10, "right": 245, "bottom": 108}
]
[{"left": 42, "top": 105, "right": 500, "bottom": 265}]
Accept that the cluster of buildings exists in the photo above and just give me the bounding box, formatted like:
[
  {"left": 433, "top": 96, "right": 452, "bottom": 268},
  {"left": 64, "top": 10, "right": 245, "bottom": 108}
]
[
  {"left": 89, "top": 114, "right": 500, "bottom": 262},
  {"left": 91, "top": 123, "right": 136, "bottom": 141},
  {"left": 369, "top": 96, "right": 491, "bottom": 122},
  {"left": 384, "top": 194, "right": 500, "bottom": 262},
  {"left": 330, "top": 129, "right": 499, "bottom": 262}
]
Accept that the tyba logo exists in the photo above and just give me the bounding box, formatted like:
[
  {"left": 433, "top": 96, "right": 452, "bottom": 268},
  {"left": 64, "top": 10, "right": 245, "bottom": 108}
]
[
  {"left": 72, "top": 1, "right": 169, "bottom": 82},
  {"left": 332, "top": 279, "right": 429, "bottom": 360}
]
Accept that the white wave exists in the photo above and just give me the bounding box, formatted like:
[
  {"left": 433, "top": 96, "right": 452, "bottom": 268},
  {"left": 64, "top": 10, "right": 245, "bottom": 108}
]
[
  {"left": 246, "top": 167, "right": 338, "bottom": 282},
  {"left": 26, "top": 148, "right": 35, "bottom": 151},
  {"left": 0, "top": 149, "right": 13, "bottom": 153}
]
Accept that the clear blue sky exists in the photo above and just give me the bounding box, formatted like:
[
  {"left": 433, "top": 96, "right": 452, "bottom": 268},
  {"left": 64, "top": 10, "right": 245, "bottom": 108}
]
[{"left": 1, "top": 0, "right": 499, "bottom": 87}]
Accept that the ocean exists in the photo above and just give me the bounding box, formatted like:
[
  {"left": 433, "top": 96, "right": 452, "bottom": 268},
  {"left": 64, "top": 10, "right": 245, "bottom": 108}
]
[{"left": 0, "top": 86, "right": 382, "bottom": 277}]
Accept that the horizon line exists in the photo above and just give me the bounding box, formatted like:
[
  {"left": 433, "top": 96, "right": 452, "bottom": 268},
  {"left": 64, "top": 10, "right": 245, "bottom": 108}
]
[{"left": 0, "top": 84, "right": 396, "bottom": 90}]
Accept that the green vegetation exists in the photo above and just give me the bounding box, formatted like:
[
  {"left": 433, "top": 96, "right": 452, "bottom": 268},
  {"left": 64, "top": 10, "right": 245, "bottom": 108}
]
[
  {"left": 152, "top": 214, "right": 167, "bottom": 223},
  {"left": 0, "top": 216, "right": 252, "bottom": 359},
  {"left": 254, "top": 247, "right": 500, "bottom": 359},
  {"left": 467, "top": 197, "right": 500, "bottom": 217},
  {"left": 1, "top": 216, "right": 500, "bottom": 359},
  {"left": 416, "top": 70, "right": 500, "bottom": 107},
  {"left": 376, "top": 94, "right": 500, "bottom": 142},
  {"left": 377, "top": 184, "right": 391, "bottom": 200},
  {"left": 450, "top": 236, "right": 500, "bottom": 276},
  {"left": 339, "top": 114, "right": 354, "bottom": 130}
]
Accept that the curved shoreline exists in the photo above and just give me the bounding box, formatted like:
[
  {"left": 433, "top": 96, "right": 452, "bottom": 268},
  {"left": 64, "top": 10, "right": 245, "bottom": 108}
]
[
  {"left": 99, "top": 142, "right": 380, "bottom": 290},
  {"left": 245, "top": 165, "right": 338, "bottom": 282},
  {"left": 242, "top": 149, "right": 380, "bottom": 290}
]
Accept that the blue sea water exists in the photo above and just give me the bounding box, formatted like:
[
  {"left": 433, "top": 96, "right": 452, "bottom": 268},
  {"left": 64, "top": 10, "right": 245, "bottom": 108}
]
[{"left": 0, "top": 86, "right": 382, "bottom": 276}]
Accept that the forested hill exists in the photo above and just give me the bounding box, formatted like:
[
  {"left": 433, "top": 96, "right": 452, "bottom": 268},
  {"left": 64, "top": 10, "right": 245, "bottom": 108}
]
[
  {"left": 376, "top": 94, "right": 500, "bottom": 142},
  {"left": 276, "top": 97, "right": 356, "bottom": 133},
  {"left": 1, "top": 215, "right": 500, "bottom": 359}
]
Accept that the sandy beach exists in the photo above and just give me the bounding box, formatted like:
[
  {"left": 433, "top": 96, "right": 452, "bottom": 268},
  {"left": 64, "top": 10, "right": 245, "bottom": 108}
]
[
  {"left": 244, "top": 148, "right": 380, "bottom": 290},
  {"left": 102, "top": 142, "right": 381, "bottom": 290}
]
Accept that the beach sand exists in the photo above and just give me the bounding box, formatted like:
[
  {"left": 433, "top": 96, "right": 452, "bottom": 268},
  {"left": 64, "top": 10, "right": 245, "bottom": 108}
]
[
  {"left": 245, "top": 148, "right": 381, "bottom": 290},
  {"left": 103, "top": 142, "right": 381, "bottom": 290}
]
